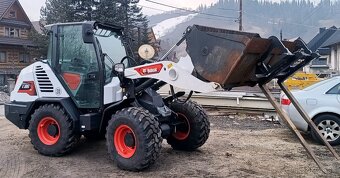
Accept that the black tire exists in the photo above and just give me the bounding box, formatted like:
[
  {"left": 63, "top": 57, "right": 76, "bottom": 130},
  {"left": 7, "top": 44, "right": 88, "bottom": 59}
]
[
  {"left": 312, "top": 114, "right": 340, "bottom": 146},
  {"left": 167, "top": 99, "right": 210, "bottom": 151},
  {"left": 28, "top": 104, "right": 80, "bottom": 156},
  {"left": 106, "top": 107, "right": 162, "bottom": 171}
]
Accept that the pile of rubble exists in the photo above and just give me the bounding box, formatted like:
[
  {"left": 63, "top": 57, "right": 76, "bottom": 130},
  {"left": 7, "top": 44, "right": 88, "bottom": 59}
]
[{"left": 0, "top": 92, "right": 9, "bottom": 103}]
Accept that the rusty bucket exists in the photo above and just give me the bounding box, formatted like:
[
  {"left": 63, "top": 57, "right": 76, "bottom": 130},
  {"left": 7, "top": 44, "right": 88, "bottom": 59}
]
[{"left": 185, "top": 25, "right": 316, "bottom": 89}]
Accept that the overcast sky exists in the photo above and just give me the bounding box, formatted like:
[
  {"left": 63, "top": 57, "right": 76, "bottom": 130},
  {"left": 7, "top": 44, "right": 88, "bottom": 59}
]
[{"left": 19, "top": 0, "right": 323, "bottom": 21}]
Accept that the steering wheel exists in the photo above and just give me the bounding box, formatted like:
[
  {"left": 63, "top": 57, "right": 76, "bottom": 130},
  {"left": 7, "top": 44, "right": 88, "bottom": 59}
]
[{"left": 120, "top": 56, "right": 137, "bottom": 66}]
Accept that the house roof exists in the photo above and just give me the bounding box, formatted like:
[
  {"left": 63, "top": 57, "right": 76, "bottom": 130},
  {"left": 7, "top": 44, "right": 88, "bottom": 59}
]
[
  {"left": 0, "top": 0, "right": 15, "bottom": 20},
  {"left": 32, "top": 21, "right": 46, "bottom": 34},
  {"left": 322, "top": 30, "right": 340, "bottom": 47},
  {"left": 0, "top": 0, "right": 34, "bottom": 29},
  {"left": 307, "top": 26, "right": 338, "bottom": 52},
  {"left": 0, "top": 36, "right": 36, "bottom": 47}
]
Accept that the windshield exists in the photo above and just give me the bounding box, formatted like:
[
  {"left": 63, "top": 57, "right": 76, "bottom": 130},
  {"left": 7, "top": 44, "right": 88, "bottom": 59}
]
[{"left": 94, "top": 28, "right": 126, "bottom": 83}]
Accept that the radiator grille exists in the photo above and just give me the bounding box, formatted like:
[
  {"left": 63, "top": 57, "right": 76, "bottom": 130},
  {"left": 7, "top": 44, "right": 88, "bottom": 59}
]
[{"left": 35, "top": 66, "right": 54, "bottom": 93}]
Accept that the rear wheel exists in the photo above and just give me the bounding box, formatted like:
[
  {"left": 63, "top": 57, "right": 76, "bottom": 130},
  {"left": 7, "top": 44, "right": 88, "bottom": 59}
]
[
  {"left": 28, "top": 104, "right": 80, "bottom": 156},
  {"left": 106, "top": 107, "right": 162, "bottom": 171},
  {"left": 167, "top": 99, "right": 210, "bottom": 151},
  {"left": 312, "top": 114, "right": 340, "bottom": 146}
]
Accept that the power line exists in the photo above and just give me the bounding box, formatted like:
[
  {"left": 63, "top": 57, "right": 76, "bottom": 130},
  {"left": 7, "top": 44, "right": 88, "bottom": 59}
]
[
  {"left": 138, "top": 5, "right": 237, "bottom": 26},
  {"left": 145, "top": 0, "right": 238, "bottom": 20}
]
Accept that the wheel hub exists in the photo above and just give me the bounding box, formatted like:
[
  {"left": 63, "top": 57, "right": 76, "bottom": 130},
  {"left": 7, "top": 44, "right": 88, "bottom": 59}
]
[
  {"left": 172, "top": 113, "right": 190, "bottom": 140},
  {"left": 318, "top": 119, "right": 340, "bottom": 142},
  {"left": 47, "top": 124, "right": 59, "bottom": 137},
  {"left": 114, "top": 125, "right": 137, "bottom": 158},
  {"left": 124, "top": 133, "right": 135, "bottom": 147},
  {"left": 325, "top": 127, "right": 332, "bottom": 134},
  {"left": 37, "top": 117, "right": 60, "bottom": 145}
]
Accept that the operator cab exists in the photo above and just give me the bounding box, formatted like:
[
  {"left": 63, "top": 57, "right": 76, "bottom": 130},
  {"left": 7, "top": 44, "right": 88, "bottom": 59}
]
[{"left": 45, "top": 22, "right": 129, "bottom": 109}]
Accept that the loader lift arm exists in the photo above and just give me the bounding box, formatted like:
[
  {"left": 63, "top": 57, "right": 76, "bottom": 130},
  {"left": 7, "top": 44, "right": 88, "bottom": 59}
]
[{"left": 123, "top": 25, "right": 338, "bottom": 173}]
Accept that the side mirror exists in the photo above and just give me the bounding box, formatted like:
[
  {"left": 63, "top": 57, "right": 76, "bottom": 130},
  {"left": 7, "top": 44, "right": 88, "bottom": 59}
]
[
  {"left": 114, "top": 63, "right": 125, "bottom": 73},
  {"left": 82, "top": 23, "right": 94, "bottom": 43},
  {"left": 113, "top": 63, "right": 125, "bottom": 84}
]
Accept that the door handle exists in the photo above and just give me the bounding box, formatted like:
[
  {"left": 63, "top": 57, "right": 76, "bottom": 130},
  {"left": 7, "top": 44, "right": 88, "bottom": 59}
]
[{"left": 87, "top": 73, "right": 96, "bottom": 79}]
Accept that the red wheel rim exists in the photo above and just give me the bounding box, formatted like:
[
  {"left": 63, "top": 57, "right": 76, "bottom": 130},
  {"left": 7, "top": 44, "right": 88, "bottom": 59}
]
[
  {"left": 37, "top": 117, "right": 60, "bottom": 145},
  {"left": 173, "top": 113, "right": 190, "bottom": 140},
  {"left": 114, "top": 125, "right": 137, "bottom": 158}
]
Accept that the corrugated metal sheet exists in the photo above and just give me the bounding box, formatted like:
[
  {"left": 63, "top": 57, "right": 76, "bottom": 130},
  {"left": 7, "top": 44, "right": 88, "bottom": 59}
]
[{"left": 321, "top": 30, "right": 340, "bottom": 47}]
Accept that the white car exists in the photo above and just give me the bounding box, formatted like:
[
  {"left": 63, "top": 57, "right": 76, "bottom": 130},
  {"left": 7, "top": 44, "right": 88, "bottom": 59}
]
[{"left": 281, "top": 76, "right": 340, "bottom": 145}]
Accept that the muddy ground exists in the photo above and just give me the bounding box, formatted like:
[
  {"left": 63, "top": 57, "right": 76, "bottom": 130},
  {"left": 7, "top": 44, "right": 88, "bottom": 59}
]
[{"left": 0, "top": 109, "right": 340, "bottom": 178}]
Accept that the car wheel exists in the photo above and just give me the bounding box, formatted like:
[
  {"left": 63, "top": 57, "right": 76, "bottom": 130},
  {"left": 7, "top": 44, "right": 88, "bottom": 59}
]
[{"left": 312, "top": 114, "right": 340, "bottom": 146}]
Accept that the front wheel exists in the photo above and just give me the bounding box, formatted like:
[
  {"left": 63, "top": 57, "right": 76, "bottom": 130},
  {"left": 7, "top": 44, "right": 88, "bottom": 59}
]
[
  {"left": 167, "top": 99, "right": 210, "bottom": 151},
  {"left": 312, "top": 114, "right": 340, "bottom": 146},
  {"left": 106, "top": 107, "right": 162, "bottom": 171}
]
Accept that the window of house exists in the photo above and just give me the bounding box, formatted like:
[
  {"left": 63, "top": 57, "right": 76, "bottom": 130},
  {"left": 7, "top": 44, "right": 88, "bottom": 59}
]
[
  {"left": 5, "top": 27, "right": 20, "bottom": 38},
  {"left": 19, "top": 53, "right": 30, "bottom": 63},
  {"left": 5, "top": 28, "right": 9, "bottom": 36},
  {"left": 9, "top": 10, "right": 16, "bottom": 18},
  {"left": 0, "top": 75, "right": 5, "bottom": 86},
  {"left": 0, "top": 52, "right": 6, "bottom": 63}
]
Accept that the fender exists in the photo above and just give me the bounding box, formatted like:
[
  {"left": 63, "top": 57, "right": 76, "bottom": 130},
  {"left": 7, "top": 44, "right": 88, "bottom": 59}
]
[
  {"left": 6, "top": 97, "right": 80, "bottom": 130},
  {"left": 34, "top": 97, "right": 80, "bottom": 131},
  {"left": 99, "top": 99, "right": 134, "bottom": 132}
]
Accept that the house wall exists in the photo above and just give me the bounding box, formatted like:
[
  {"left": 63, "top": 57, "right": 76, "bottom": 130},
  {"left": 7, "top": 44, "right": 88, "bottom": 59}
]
[
  {"left": 0, "top": 26, "right": 4, "bottom": 36},
  {"left": 0, "top": 0, "right": 36, "bottom": 87},
  {"left": 3, "top": 1, "right": 30, "bottom": 23},
  {"left": 330, "top": 44, "right": 340, "bottom": 72},
  {"left": 0, "top": 1, "right": 31, "bottom": 39},
  {"left": 0, "top": 25, "right": 29, "bottom": 39}
]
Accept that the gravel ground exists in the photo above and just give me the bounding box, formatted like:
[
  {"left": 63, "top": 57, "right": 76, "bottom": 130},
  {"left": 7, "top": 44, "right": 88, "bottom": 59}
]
[
  {"left": 0, "top": 105, "right": 3, "bottom": 116},
  {"left": 0, "top": 112, "right": 340, "bottom": 177}
]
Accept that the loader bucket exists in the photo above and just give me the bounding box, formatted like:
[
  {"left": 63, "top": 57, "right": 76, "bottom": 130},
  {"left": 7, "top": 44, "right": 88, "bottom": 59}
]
[
  {"left": 182, "top": 25, "right": 335, "bottom": 173},
  {"left": 185, "top": 25, "right": 318, "bottom": 89}
]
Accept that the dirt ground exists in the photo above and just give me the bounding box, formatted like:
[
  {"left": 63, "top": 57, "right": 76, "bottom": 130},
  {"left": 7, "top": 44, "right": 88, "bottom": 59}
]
[{"left": 0, "top": 110, "right": 340, "bottom": 178}]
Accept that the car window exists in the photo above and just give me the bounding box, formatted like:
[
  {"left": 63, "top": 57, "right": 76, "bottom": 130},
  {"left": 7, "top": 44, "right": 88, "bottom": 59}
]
[{"left": 326, "top": 83, "right": 340, "bottom": 94}]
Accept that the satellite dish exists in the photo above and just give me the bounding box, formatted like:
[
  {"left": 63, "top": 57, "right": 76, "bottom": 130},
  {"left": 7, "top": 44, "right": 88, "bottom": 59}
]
[{"left": 138, "top": 44, "right": 155, "bottom": 60}]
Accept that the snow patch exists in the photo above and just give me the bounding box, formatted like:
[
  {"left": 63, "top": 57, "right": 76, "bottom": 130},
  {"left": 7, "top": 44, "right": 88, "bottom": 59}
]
[{"left": 152, "top": 14, "right": 196, "bottom": 39}]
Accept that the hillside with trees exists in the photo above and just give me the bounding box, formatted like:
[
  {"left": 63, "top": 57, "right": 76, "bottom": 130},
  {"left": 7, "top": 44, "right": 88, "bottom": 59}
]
[{"left": 153, "top": 0, "right": 340, "bottom": 54}]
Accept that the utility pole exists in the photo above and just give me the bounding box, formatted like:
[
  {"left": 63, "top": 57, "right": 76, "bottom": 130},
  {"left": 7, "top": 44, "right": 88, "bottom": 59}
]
[
  {"left": 239, "top": 0, "right": 243, "bottom": 31},
  {"left": 125, "top": 2, "right": 129, "bottom": 34}
]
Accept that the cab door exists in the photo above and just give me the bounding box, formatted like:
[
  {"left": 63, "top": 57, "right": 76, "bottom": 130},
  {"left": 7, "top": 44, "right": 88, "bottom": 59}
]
[{"left": 56, "top": 24, "right": 101, "bottom": 108}]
